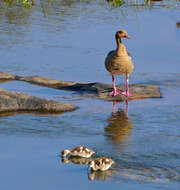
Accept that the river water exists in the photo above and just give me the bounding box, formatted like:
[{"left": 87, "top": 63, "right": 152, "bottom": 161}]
[{"left": 0, "top": 0, "right": 180, "bottom": 189}]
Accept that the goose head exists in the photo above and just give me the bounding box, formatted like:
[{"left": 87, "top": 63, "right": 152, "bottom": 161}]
[
  {"left": 115, "top": 30, "right": 131, "bottom": 40},
  {"left": 61, "top": 149, "right": 71, "bottom": 157}
]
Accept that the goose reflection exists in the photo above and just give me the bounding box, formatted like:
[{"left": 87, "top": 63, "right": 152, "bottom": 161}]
[
  {"left": 61, "top": 156, "right": 91, "bottom": 165},
  {"left": 177, "top": 21, "right": 180, "bottom": 28},
  {"left": 88, "top": 170, "right": 115, "bottom": 181},
  {"left": 105, "top": 100, "right": 133, "bottom": 145}
]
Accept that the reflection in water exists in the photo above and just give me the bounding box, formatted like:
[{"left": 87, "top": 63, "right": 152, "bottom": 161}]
[
  {"left": 61, "top": 156, "right": 90, "bottom": 165},
  {"left": 177, "top": 21, "right": 180, "bottom": 28},
  {"left": 61, "top": 156, "right": 116, "bottom": 181},
  {"left": 104, "top": 100, "right": 180, "bottom": 183},
  {"left": 4, "top": 5, "right": 30, "bottom": 25},
  {"left": 105, "top": 100, "right": 133, "bottom": 145},
  {"left": 112, "top": 100, "right": 129, "bottom": 118},
  {"left": 1, "top": 0, "right": 178, "bottom": 23},
  {"left": 0, "top": 0, "right": 179, "bottom": 188},
  {"left": 87, "top": 161, "right": 180, "bottom": 182},
  {"left": 0, "top": 111, "right": 64, "bottom": 118},
  {"left": 106, "top": 0, "right": 124, "bottom": 7},
  {"left": 0, "top": 112, "right": 16, "bottom": 117},
  {"left": 88, "top": 170, "right": 115, "bottom": 181},
  {"left": 61, "top": 154, "right": 116, "bottom": 182}
]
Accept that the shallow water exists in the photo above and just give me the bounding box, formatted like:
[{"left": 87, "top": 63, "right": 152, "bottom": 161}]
[{"left": 0, "top": 0, "right": 180, "bottom": 189}]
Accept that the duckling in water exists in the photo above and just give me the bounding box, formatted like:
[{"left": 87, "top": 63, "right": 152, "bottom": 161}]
[
  {"left": 61, "top": 146, "right": 95, "bottom": 158},
  {"left": 105, "top": 30, "right": 134, "bottom": 97},
  {"left": 88, "top": 157, "right": 115, "bottom": 171}
]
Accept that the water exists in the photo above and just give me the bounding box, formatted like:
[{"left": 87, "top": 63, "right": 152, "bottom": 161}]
[{"left": 0, "top": 0, "right": 180, "bottom": 189}]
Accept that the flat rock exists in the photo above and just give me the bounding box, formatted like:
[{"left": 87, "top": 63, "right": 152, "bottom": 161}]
[
  {"left": 0, "top": 88, "right": 77, "bottom": 113},
  {"left": 0, "top": 72, "right": 19, "bottom": 81},
  {"left": 19, "top": 75, "right": 76, "bottom": 88},
  {"left": 0, "top": 72, "right": 162, "bottom": 101},
  {"left": 18, "top": 76, "right": 162, "bottom": 101},
  {"left": 74, "top": 82, "right": 162, "bottom": 101}
]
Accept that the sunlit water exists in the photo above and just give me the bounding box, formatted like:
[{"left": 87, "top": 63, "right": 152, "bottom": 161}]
[{"left": 0, "top": 0, "right": 180, "bottom": 189}]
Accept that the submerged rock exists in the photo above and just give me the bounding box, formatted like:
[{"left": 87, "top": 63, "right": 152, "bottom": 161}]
[
  {"left": 0, "top": 72, "right": 162, "bottom": 101},
  {"left": 0, "top": 88, "right": 77, "bottom": 114}
]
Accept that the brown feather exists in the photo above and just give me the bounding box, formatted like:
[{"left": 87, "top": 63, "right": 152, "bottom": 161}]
[{"left": 105, "top": 30, "right": 134, "bottom": 76}]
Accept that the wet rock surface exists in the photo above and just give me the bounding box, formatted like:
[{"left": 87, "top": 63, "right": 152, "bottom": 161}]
[
  {"left": 0, "top": 72, "right": 162, "bottom": 102},
  {"left": 0, "top": 72, "right": 18, "bottom": 81},
  {"left": 17, "top": 75, "right": 162, "bottom": 101},
  {"left": 0, "top": 88, "right": 77, "bottom": 114}
]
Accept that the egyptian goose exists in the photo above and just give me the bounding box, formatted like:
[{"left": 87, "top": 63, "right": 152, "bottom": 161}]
[
  {"left": 61, "top": 146, "right": 95, "bottom": 158},
  {"left": 88, "top": 157, "right": 115, "bottom": 171},
  {"left": 105, "top": 30, "right": 134, "bottom": 96}
]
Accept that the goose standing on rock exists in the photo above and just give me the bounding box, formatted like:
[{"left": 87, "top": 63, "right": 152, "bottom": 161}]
[{"left": 105, "top": 30, "right": 134, "bottom": 97}]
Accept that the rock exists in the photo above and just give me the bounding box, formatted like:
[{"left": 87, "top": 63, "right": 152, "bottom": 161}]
[
  {"left": 0, "top": 72, "right": 19, "bottom": 81},
  {"left": 0, "top": 88, "right": 77, "bottom": 113},
  {"left": 78, "top": 82, "right": 162, "bottom": 101},
  {"left": 18, "top": 75, "right": 76, "bottom": 88},
  {"left": 0, "top": 72, "right": 162, "bottom": 101},
  {"left": 19, "top": 76, "right": 162, "bottom": 101}
]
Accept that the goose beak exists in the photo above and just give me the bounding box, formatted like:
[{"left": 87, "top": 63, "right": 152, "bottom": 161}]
[{"left": 125, "top": 35, "right": 131, "bottom": 39}]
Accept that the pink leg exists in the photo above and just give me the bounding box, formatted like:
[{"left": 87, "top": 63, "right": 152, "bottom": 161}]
[
  {"left": 109, "top": 75, "right": 120, "bottom": 96},
  {"left": 122, "top": 75, "right": 132, "bottom": 97},
  {"left": 125, "top": 100, "right": 128, "bottom": 118}
]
